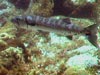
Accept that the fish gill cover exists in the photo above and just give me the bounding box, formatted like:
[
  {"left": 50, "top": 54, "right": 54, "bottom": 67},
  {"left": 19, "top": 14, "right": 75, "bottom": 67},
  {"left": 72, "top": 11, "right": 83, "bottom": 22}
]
[{"left": 0, "top": 0, "right": 99, "bottom": 75}]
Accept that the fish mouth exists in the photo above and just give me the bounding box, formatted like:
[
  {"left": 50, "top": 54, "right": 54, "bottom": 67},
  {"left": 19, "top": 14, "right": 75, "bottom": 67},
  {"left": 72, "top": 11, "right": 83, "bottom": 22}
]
[
  {"left": 11, "top": 18, "right": 28, "bottom": 29},
  {"left": 11, "top": 18, "right": 15, "bottom": 23}
]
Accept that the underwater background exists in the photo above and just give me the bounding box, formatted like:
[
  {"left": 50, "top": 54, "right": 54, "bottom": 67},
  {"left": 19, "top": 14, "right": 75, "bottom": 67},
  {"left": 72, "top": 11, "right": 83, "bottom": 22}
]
[{"left": 0, "top": 0, "right": 100, "bottom": 75}]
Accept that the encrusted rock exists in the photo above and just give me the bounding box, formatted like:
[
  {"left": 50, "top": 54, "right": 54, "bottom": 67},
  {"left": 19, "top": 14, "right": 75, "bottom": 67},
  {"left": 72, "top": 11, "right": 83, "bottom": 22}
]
[{"left": 64, "top": 67, "right": 91, "bottom": 75}]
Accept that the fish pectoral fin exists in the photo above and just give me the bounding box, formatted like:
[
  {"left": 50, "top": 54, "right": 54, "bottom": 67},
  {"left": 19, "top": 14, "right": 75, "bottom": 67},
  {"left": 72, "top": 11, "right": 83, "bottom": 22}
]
[{"left": 38, "top": 30, "right": 49, "bottom": 35}]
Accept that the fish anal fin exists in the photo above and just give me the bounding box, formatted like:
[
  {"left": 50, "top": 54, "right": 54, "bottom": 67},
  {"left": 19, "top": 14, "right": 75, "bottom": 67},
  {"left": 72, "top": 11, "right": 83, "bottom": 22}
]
[{"left": 66, "top": 35, "right": 73, "bottom": 40}]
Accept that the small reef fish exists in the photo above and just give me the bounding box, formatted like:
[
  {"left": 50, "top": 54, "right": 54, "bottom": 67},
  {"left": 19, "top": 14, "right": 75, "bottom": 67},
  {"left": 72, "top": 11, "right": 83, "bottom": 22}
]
[{"left": 11, "top": 15, "right": 99, "bottom": 48}]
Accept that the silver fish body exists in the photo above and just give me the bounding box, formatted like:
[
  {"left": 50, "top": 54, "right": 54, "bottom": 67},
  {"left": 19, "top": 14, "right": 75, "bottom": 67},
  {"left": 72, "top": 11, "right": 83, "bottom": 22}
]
[{"left": 11, "top": 15, "right": 99, "bottom": 48}]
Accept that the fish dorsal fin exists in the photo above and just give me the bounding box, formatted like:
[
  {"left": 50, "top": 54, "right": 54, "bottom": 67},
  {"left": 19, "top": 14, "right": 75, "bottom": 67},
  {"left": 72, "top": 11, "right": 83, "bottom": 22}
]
[{"left": 62, "top": 18, "right": 71, "bottom": 24}]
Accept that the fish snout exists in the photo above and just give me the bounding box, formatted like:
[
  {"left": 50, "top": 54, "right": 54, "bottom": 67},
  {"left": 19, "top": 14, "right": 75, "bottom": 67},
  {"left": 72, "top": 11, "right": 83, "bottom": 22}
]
[
  {"left": 11, "top": 18, "right": 17, "bottom": 23},
  {"left": 11, "top": 16, "right": 24, "bottom": 24}
]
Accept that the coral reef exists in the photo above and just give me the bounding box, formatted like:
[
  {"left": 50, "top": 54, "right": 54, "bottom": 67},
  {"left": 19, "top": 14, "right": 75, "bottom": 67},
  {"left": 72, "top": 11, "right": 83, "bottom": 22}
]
[
  {"left": 64, "top": 67, "right": 91, "bottom": 75},
  {"left": 0, "top": 0, "right": 99, "bottom": 75},
  {"left": 66, "top": 54, "right": 98, "bottom": 69},
  {"left": 31, "top": 0, "right": 54, "bottom": 17},
  {"left": 0, "top": 0, "right": 14, "bottom": 16},
  {"left": 53, "top": 0, "right": 97, "bottom": 19},
  {"left": 0, "top": 19, "right": 98, "bottom": 75},
  {"left": 71, "top": 2, "right": 97, "bottom": 18},
  {"left": 8, "top": 0, "right": 30, "bottom": 10}
]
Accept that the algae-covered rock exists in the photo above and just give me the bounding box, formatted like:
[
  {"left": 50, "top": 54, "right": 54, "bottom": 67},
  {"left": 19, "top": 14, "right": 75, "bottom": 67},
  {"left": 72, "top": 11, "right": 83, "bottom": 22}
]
[
  {"left": 31, "top": 0, "right": 54, "bottom": 17},
  {"left": 64, "top": 67, "right": 91, "bottom": 75},
  {"left": 0, "top": 40, "right": 8, "bottom": 51},
  {"left": 0, "top": 33, "right": 15, "bottom": 40}
]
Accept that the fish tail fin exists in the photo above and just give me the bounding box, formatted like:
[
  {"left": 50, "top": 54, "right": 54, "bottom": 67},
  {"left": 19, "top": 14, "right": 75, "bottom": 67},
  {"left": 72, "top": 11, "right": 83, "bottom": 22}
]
[{"left": 83, "top": 24, "right": 99, "bottom": 48}]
